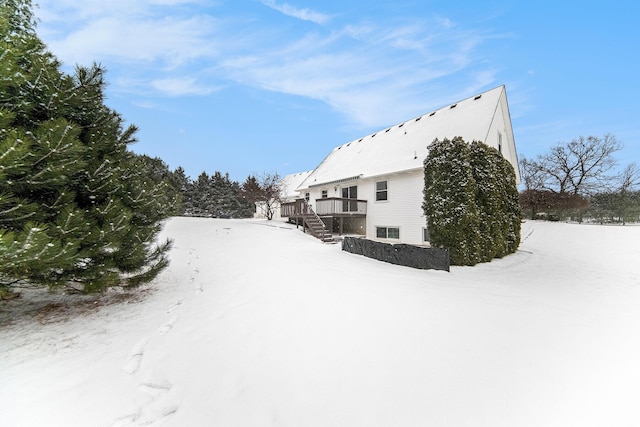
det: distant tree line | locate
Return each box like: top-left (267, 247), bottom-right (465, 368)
top-left (147, 164), bottom-right (281, 220)
top-left (519, 134), bottom-right (640, 224)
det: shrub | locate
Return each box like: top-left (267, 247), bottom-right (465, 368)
top-left (423, 137), bottom-right (521, 265)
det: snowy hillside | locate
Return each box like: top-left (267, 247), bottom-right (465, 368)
top-left (1, 217), bottom-right (639, 427)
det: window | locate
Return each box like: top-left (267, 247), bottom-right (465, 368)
top-left (498, 131), bottom-right (503, 154)
top-left (341, 185), bottom-right (357, 199)
top-left (341, 186), bottom-right (358, 212)
top-left (376, 226), bottom-right (400, 239)
top-left (321, 190), bottom-right (328, 198)
top-left (375, 180), bottom-right (388, 201)
top-left (423, 227), bottom-right (430, 242)
top-left (305, 192), bottom-right (310, 202)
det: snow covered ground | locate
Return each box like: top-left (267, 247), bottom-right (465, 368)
top-left (1, 217), bottom-right (639, 427)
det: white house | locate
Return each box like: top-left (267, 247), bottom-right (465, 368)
top-left (281, 85), bottom-right (519, 245)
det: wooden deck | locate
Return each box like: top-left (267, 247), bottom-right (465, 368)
top-left (281, 198), bottom-right (367, 239)
top-left (281, 197), bottom-right (367, 219)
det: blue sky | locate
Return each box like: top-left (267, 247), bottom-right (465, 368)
top-left (35, 0), bottom-right (639, 182)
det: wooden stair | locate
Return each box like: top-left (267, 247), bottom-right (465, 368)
top-left (301, 211), bottom-right (334, 243)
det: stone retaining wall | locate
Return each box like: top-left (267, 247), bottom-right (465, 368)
top-left (341, 237), bottom-right (450, 272)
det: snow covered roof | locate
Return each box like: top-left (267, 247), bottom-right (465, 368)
top-left (299, 85), bottom-right (515, 190)
top-left (280, 171), bottom-right (312, 201)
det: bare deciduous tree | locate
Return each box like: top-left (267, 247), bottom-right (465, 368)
top-left (540, 134), bottom-right (621, 195)
top-left (616, 162), bottom-right (640, 193)
top-left (519, 157), bottom-right (544, 191)
top-left (241, 172), bottom-right (282, 220)
top-left (611, 163), bottom-right (640, 225)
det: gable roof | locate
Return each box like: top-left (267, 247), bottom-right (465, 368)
top-left (280, 171), bottom-right (312, 201)
top-left (298, 85), bottom-right (517, 190)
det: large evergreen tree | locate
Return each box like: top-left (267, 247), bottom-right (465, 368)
top-left (423, 137), bottom-right (481, 265)
top-left (133, 154), bottom-right (182, 216)
top-left (168, 166), bottom-right (191, 214)
top-left (190, 172), bottom-right (213, 216)
top-left (423, 137), bottom-right (520, 266)
top-left (496, 151), bottom-right (522, 254)
top-left (469, 141), bottom-right (503, 261)
top-left (1, 0), bottom-right (172, 292)
top-left (469, 141), bottom-right (521, 259)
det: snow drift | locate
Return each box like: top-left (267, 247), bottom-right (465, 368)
top-left (1, 217), bottom-right (639, 426)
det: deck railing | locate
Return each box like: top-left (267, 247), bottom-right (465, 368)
top-left (281, 197), bottom-right (367, 217)
top-left (280, 201), bottom-right (297, 218)
top-left (315, 197), bottom-right (367, 215)
top-left (280, 198), bottom-right (311, 217)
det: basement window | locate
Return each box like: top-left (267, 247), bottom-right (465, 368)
top-left (376, 226), bottom-right (400, 239)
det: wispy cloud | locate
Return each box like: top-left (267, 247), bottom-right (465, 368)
top-left (44, 15), bottom-right (218, 67)
top-left (219, 18), bottom-right (497, 126)
top-left (35, 1), bottom-right (502, 128)
top-left (260, 0), bottom-right (330, 24)
top-left (151, 77), bottom-right (220, 97)
top-left (37, 0), bottom-right (225, 97)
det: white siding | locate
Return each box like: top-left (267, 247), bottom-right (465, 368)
top-left (361, 171), bottom-right (426, 245)
top-left (484, 91), bottom-right (520, 183)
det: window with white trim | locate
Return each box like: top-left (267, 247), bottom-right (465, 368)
top-left (321, 190), bottom-right (328, 198)
top-left (376, 226), bottom-right (400, 239)
top-left (375, 180), bottom-right (388, 201)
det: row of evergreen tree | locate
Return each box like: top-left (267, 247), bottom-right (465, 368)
top-left (168, 167), bottom-right (256, 219)
top-left (134, 158), bottom-right (285, 220)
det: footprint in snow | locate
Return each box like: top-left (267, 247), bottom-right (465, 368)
top-left (139, 378), bottom-right (172, 398)
top-left (123, 336), bottom-right (150, 374)
top-left (166, 300), bottom-right (182, 314)
top-left (157, 316), bottom-right (178, 335)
